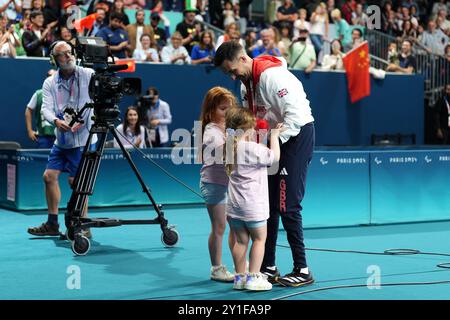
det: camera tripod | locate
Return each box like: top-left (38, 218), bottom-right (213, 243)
top-left (64, 108), bottom-right (179, 256)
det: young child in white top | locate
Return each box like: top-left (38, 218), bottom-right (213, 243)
top-left (225, 107), bottom-right (284, 291)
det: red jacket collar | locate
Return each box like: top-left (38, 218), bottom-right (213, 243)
top-left (251, 55), bottom-right (283, 88)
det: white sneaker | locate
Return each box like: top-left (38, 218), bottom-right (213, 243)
top-left (245, 272), bottom-right (272, 291)
top-left (233, 273), bottom-right (246, 290)
top-left (210, 265), bottom-right (234, 282)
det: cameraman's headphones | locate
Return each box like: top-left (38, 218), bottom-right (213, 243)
top-left (49, 40), bottom-right (76, 67)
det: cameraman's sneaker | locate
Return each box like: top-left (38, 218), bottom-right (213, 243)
top-left (277, 267), bottom-right (314, 287)
top-left (260, 265), bottom-right (280, 284)
top-left (233, 273), bottom-right (246, 290)
top-left (245, 273), bottom-right (272, 291)
top-left (27, 222), bottom-right (60, 236)
top-left (211, 265), bottom-right (234, 282)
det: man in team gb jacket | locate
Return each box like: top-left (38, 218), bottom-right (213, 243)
top-left (214, 41), bottom-right (315, 287)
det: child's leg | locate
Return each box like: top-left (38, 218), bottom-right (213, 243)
top-left (248, 224), bottom-right (268, 274)
top-left (229, 221), bottom-right (250, 274)
top-left (207, 204), bottom-right (227, 266)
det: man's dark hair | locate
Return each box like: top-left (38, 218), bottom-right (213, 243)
top-left (30, 10), bottom-right (43, 20)
top-left (110, 12), bottom-right (124, 23)
top-left (402, 39), bottom-right (413, 47)
top-left (214, 41), bottom-right (244, 67)
top-left (352, 28), bottom-right (363, 37)
top-left (146, 86), bottom-right (159, 96)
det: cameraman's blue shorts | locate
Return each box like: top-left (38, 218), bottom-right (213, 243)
top-left (46, 145), bottom-right (94, 177)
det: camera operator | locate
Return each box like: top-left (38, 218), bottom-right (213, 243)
top-left (142, 87), bottom-right (172, 147)
top-left (27, 40), bottom-right (97, 238)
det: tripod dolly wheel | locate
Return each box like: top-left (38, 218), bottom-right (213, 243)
top-left (71, 234), bottom-right (91, 256)
top-left (65, 228), bottom-right (75, 242)
top-left (161, 226), bottom-right (179, 248)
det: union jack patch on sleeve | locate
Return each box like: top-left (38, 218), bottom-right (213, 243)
top-left (277, 88), bottom-right (288, 98)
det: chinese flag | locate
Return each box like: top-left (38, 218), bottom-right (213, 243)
top-left (343, 41), bottom-right (370, 103)
top-left (73, 13), bottom-right (97, 33)
top-left (115, 59), bottom-right (136, 73)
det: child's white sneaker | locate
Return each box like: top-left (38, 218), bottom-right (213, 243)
top-left (245, 272), bottom-right (272, 291)
top-left (233, 273), bottom-right (246, 290)
top-left (210, 265), bottom-right (234, 282)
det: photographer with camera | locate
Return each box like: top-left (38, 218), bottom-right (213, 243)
top-left (27, 40), bottom-right (97, 237)
top-left (141, 86), bottom-right (172, 148)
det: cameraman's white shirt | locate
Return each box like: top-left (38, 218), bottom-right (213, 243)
top-left (42, 66), bottom-right (97, 149)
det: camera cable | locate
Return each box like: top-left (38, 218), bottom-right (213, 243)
top-left (272, 244), bottom-right (450, 300)
top-left (114, 128), bottom-right (204, 199)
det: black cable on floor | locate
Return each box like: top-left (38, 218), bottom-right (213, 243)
top-left (272, 244), bottom-right (450, 299)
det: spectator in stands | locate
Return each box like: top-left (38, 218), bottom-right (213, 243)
top-left (345, 27), bottom-right (363, 52)
top-left (321, 38), bottom-right (344, 70)
top-left (434, 84), bottom-right (450, 144)
top-left (244, 29), bottom-right (258, 57)
top-left (288, 28), bottom-right (316, 73)
top-left (85, 7), bottom-right (107, 37)
top-left (114, 106), bottom-right (148, 148)
top-left (191, 30), bottom-right (215, 65)
top-left (161, 31), bottom-right (191, 64)
top-left (399, 19), bottom-right (417, 41)
top-left (58, 2), bottom-right (77, 36)
top-left (275, 0), bottom-right (298, 30)
top-left (22, 10), bottom-right (57, 57)
top-left (445, 44), bottom-right (450, 62)
top-left (143, 86), bottom-right (172, 147)
top-left (309, 3), bottom-right (329, 60)
top-left (223, 1), bottom-right (236, 28)
top-left (340, 0), bottom-right (355, 24)
top-left (176, 7), bottom-right (202, 55)
top-left (387, 41), bottom-right (400, 66)
top-left (57, 26), bottom-right (75, 46)
top-left (436, 9), bottom-right (450, 35)
top-left (96, 12), bottom-right (130, 59)
top-left (150, 11), bottom-right (170, 50)
top-left (331, 8), bottom-right (352, 50)
top-left (216, 22), bottom-right (245, 50)
top-left (431, 0), bottom-right (449, 19)
top-left (278, 24), bottom-right (292, 60)
top-left (252, 28), bottom-right (281, 57)
top-left (0, 0), bottom-right (22, 22)
top-left (24, 69), bottom-right (57, 148)
top-left (383, 2), bottom-right (400, 36)
top-left (123, 0), bottom-right (146, 10)
top-left (351, 2), bottom-right (369, 27)
top-left (402, 0), bottom-right (419, 13)
top-left (398, 5), bottom-right (418, 30)
top-left (293, 8), bottom-right (311, 39)
top-left (326, 0), bottom-right (336, 22)
top-left (0, 14), bottom-right (20, 57)
top-left (126, 9), bottom-right (155, 56)
top-left (386, 39), bottom-right (416, 74)
top-left (111, 0), bottom-right (130, 26)
top-left (132, 33), bottom-right (160, 62)
top-left (420, 20), bottom-right (449, 55)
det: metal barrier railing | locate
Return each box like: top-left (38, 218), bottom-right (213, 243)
top-left (366, 29), bottom-right (449, 105)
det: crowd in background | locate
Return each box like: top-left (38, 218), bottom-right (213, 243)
top-left (0, 1), bottom-right (448, 71)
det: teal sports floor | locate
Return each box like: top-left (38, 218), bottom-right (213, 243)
top-left (1, 206), bottom-right (450, 300)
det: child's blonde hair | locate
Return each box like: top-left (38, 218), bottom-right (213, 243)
top-left (224, 107), bottom-right (256, 176)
